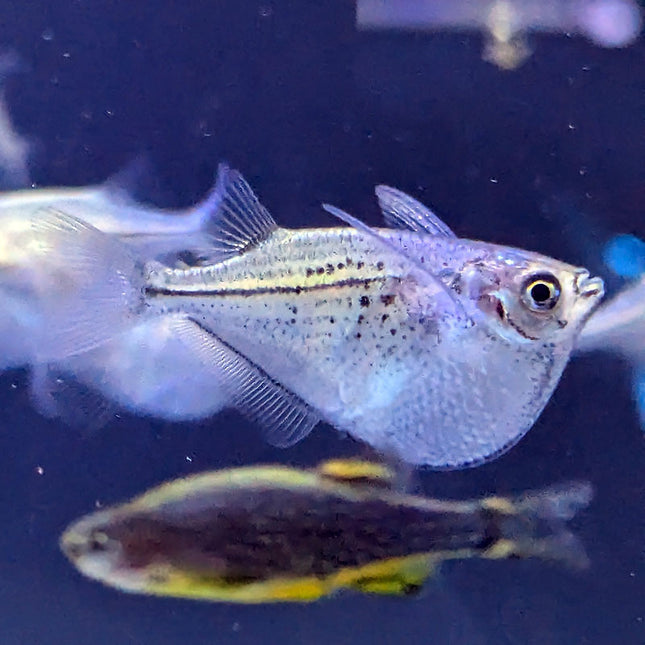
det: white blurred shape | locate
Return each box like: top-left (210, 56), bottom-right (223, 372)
top-left (578, 0), bottom-right (642, 46)
top-left (357, 0), bottom-right (643, 69)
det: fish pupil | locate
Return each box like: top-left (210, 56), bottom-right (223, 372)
top-left (530, 282), bottom-right (552, 304)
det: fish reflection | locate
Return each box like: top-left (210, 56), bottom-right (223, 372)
top-left (60, 458), bottom-right (593, 603)
top-left (357, 0), bottom-right (643, 69)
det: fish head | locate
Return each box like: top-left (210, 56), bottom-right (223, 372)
top-left (457, 246), bottom-right (604, 344)
top-left (60, 510), bottom-right (135, 589)
top-left (61, 508), bottom-right (230, 596)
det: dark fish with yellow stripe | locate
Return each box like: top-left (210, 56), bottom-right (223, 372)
top-left (60, 459), bottom-right (592, 603)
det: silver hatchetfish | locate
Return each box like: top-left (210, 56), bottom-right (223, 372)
top-left (60, 457), bottom-right (592, 603)
top-left (142, 165), bottom-right (604, 468)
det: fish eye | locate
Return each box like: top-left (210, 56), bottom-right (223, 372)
top-left (521, 273), bottom-right (561, 312)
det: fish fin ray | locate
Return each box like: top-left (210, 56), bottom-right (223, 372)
top-left (485, 481), bottom-right (593, 570)
top-left (29, 208), bottom-right (142, 360)
top-left (171, 318), bottom-right (319, 447)
top-left (375, 185), bottom-right (456, 237)
top-left (206, 164), bottom-right (278, 254)
top-left (321, 203), bottom-right (466, 317)
top-left (30, 364), bottom-right (116, 431)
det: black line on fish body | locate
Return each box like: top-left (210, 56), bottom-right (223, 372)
top-left (145, 276), bottom-right (389, 299)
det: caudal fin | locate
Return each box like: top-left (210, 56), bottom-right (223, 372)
top-left (30, 208), bottom-right (144, 362)
top-left (486, 481), bottom-right (593, 570)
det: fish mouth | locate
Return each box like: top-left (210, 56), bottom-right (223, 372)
top-left (575, 270), bottom-right (604, 299)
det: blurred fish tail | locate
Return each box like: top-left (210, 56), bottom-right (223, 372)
top-left (33, 208), bottom-right (145, 361)
top-left (483, 481), bottom-right (593, 570)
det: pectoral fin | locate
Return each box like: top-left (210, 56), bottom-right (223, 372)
top-left (322, 203), bottom-right (467, 319)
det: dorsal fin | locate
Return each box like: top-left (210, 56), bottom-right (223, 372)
top-left (321, 203), bottom-right (467, 319)
top-left (375, 185), bottom-right (456, 238)
top-left (316, 459), bottom-right (396, 488)
top-left (208, 164), bottom-right (278, 254)
top-left (170, 318), bottom-right (319, 447)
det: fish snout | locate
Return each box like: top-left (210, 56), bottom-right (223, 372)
top-left (60, 530), bottom-right (88, 562)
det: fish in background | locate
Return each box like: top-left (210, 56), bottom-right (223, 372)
top-left (0, 193), bottom-right (233, 423)
top-left (357, 0), bottom-right (643, 69)
top-left (143, 165), bottom-right (603, 468)
top-left (60, 457), bottom-right (593, 603)
top-left (0, 61), bottom-right (230, 422)
top-left (0, 50), bottom-right (31, 188)
top-left (577, 234), bottom-right (645, 429)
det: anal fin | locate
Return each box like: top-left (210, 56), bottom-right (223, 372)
top-left (341, 555), bottom-right (435, 597)
top-left (170, 318), bottom-right (320, 447)
top-left (351, 575), bottom-right (424, 597)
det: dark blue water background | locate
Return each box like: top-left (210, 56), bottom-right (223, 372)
top-left (0, 2), bottom-right (643, 643)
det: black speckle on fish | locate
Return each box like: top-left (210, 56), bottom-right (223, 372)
top-left (360, 296), bottom-right (370, 308)
top-left (380, 294), bottom-right (396, 307)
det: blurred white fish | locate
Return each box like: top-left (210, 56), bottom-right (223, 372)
top-left (0, 191), bottom-right (233, 421)
top-left (577, 234), bottom-right (645, 428)
top-left (0, 83), bottom-right (231, 422)
top-left (0, 52), bottom-right (230, 422)
top-left (0, 50), bottom-right (31, 188)
top-left (357, 0), bottom-right (643, 69)
top-left (143, 166), bottom-right (603, 468)
top-left (0, 203), bottom-right (230, 424)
